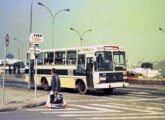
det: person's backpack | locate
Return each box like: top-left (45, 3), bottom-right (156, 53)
top-left (50, 94), bottom-right (63, 104)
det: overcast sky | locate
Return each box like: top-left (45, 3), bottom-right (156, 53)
top-left (0, 0), bottom-right (165, 64)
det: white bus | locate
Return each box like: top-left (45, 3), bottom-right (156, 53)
top-left (25, 45), bottom-right (128, 94)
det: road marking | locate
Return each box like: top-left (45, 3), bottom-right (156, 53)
top-left (26, 108), bottom-right (78, 111)
top-left (130, 97), bottom-right (165, 101)
top-left (122, 88), bottom-right (165, 94)
top-left (107, 103), bottom-right (163, 111)
top-left (91, 104), bottom-right (158, 113)
top-left (70, 104), bottom-right (120, 112)
top-left (78, 116), bottom-right (165, 120)
top-left (130, 92), bottom-right (150, 95)
top-left (42, 110), bottom-right (117, 114)
top-left (0, 112), bottom-right (9, 114)
top-left (66, 100), bottom-right (107, 102)
top-left (60, 113), bottom-right (165, 117)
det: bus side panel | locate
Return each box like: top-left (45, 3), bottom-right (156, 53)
top-left (60, 76), bottom-right (75, 88)
top-left (25, 74), bottom-right (29, 83)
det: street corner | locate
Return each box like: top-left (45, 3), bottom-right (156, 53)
top-left (0, 100), bottom-right (46, 112)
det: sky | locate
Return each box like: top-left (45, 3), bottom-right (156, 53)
top-left (0, 0), bottom-right (165, 65)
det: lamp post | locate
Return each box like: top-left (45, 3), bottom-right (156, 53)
top-left (38, 2), bottom-right (70, 49)
top-left (70, 27), bottom-right (92, 47)
top-left (13, 38), bottom-right (24, 61)
top-left (159, 28), bottom-right (165, 33)
top-left (29, 0), bottom-right (33, 48)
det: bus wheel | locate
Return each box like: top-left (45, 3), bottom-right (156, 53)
top-left (42, 79), bottom-right (50, 91)
top-left (78, 81), bottom-right (87, 95)
top-left (103, 88), bottom-right (113, 94)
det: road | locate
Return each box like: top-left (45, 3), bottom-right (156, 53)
top-left (0, 78), bottom-right (165, 120)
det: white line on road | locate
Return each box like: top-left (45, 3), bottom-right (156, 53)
top-left (42, 110), bottom-right (117, 114)
top-left (0, 112), bottom-right (9, 114)
top-left (77, 116), bottom-right (165, 120)
top-left (66, 100), bottom-right (107, 102)
top-left (70, 104), bottom-right (120, 112)
top-left (122, 88), bottom-right (165, 94)
top-left (91, 104), bottom-right (158, 113)
top-left (129, 97), bottom-right (165, 101)
top-left (130, 92), bottom-right (151, 95)
top-left (107, 103), bottom-right (163, 111)
top-left (26, 108), bottom-right (78, 111)
top-left (60, 113), bottom-right (165, 117)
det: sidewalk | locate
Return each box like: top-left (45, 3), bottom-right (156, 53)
top-left (0, 87), bottom-right (48, 112)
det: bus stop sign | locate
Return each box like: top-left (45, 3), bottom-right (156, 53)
top-left (29, 33), bottom-right (44, 45)
top-left (5, 34), bottom-right (9, 47)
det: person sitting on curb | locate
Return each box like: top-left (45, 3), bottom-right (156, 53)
top-left (45, 68), bottom-right (67, 109)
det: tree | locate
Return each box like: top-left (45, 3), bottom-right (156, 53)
top-left (141, 62), bottom-right (153, 69)
top-left (141, 62), bottom-right (153, 77)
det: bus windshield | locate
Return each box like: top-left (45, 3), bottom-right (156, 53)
top-left (113, 51), bottom-right (126, 71)
top-left (95, 51), bottom-right (113, 71)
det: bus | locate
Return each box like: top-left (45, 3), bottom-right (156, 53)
top-left (25, 45), bottom-right (128, 94)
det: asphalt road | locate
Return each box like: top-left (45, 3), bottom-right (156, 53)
top-left (0, 78), bottom-right (165, 120)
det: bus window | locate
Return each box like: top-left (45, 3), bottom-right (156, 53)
top-left (55, 52), bottom-right (65, 65)
top-left (75, 54), bottom-right (85, 74)
top-left (37, 53), bottom-right (44, 65)
top-left (67, 51), bottom-right (77, 65)
top-left (44, 52), bottom-right (54, 65)
top-left (95, 51), bottom-right (113, 71)
top-left (113, 51), bottom-right (126, 71)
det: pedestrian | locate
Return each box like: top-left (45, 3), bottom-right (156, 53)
top-left (45, 68), bottom-right (67, 109)
top-left (9, 65), bottom-right (12, 74)
top-left (13, 65), bottom-right (16, 75)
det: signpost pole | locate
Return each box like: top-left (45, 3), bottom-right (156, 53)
top-left (34, 45), bottom-right (38, 98)
top-left (29, 33), bottom-right (43, 98)
top-left (1, 34), bottom-right (9, 105)
top-left (1, 46), bottom-right (7, 105)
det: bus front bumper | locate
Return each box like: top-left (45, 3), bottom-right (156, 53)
top-left (94, 82), bottom-right (129, 89)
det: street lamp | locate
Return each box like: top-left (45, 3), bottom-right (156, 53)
top-left (70, 27), bottom-right (92, 47)
top-left (159, 28), bottom-right (165, 33)
top-left (13, 38), bottom-right (24, 61)
top-left (29, 0), bottom-right (34, 49)
top-left (38, 2), bottom-right (70, 49)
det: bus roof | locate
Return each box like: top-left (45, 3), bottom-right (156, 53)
top-left (28, 45), bottom-right (125, 53)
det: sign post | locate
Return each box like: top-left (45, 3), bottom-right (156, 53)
top-left (29, 33), bottom-right (43, 98)
top-left (2, 34), bottom-right (9, 105)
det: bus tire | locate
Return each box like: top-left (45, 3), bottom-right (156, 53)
top-left (41, 78), bottom-right (50, 91)
top-left (77, 81), bottom-right (87, 95)
top-left (103, 88), bottom-right (113, 94)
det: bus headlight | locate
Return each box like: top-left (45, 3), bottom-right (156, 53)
top-left (100, 73), bottom-right (106, 82)
top-left (100, 77), bottom-right (106, 81)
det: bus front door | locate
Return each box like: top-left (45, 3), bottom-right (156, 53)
top-left (86, 57), bottom-right (94, 89)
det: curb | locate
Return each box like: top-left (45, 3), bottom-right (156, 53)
top-left (0, 101), bottom-right (46, 112)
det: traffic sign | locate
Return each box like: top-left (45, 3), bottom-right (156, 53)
top-left (5, 34), bottom-right (9, 47)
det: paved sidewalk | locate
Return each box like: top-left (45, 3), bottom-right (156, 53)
top-left (0, 87), bottom-right (48, 112)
